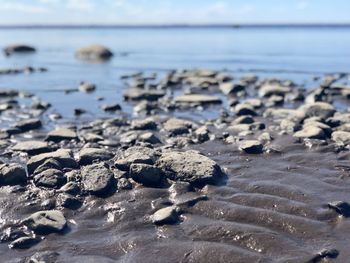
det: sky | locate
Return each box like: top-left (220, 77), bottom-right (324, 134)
top-left (0, 0), bottom-right (349, 25)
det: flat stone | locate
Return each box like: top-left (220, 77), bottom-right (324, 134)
top-left (75, 44), bottom-right (113, 60)
top-left (299, 102), bottom-right (336, 119)
top-left (0, 164), bottom-right (27, 186)
top-left (174, 94), bottom-right (222, 105)
top-left (156, 151), bottom-right (224, 186)
top-left (46, 128), bottom-right (78, 142)
top-left (138, 132), bottom-right (161, 144)
top-left (78, 148), bottom-right (113, 165)
top-left (33, 168), bottom-right (66, 188)
top-left (259, 84), bottom-right (290, 98)
top-left (101, 103), bottom-right (121, 112)
top-left (234, 103), bottom-right (257, 116)
top-left (239, 140), bottom-right (263, 154)
top-left (81, 163), bottom-right (116, 197)
top-left (33, 158), bottom-right (62, 175)
top-left (294, 126), bottom-right (325, 140)
top-left (13, 118), bottom-right (42, 132)
top-left (130, 163), bottom-right (164, 187)
top-left (151, 206), bottom-right (179, 225)
top-left (115, 146), bottom-right (159, 170)
top-left (23, 210), bottom-right (67, 235)
top-left (219, 82), bottom-right (245, 95)
top-left (123, 89), bottom-right (165, 101)
top-left (27, 149), bottom-right (77, 174)
top-left (12, 140), bottom-right (50, 155)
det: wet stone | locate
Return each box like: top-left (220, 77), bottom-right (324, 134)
top-left (130, 163), bottom-right (164, 187)
top-left (294, 126), bottom-right (326, 140)
top-left (34, 168), bottom-right (66, 188)
top-left (174, 94), bottom-right (222, 105)
top-left (138, 132), bottom-right (162, 144)
top-left (131, 119), bottom-right (157, 130)
top-left (9, 236), bottom-right (40, 249)
top-left (78, 147), bottom-right (113, 165)
top-left (56, 193), bottom-right (82, 209)
top-left (156, 151), bottom-right (224, 186)
top-left (151, 206), bottom-right (180, 225)
top-left (163, 118), bottom-right (195, 136)
top-left (13, 118), bottom-right (42, 133)
top-left (46, 128), bottom-right (78, 142)
top-left (328, 201), bottom-right (350, 217)
top-left (59, 181), bottom-right (81, 195)
top-left (23, 210), bottom-right (67, 235)
top-left (123, 89), bottom-right (165, 101)
top-left (34, 158), bottom-right (62, 175)
top-left (12, 140), bottom-right (51, 155)
top-left (115, 146), bottom-right (159, 171)
top-left (0, 164), bottom-right (27, 186)
top-left (101, 103), bottom-right (121, 112)
top-left (81, 163), bottom-right (116, 197)
top-left (239, 140), bottom-right (264, 154)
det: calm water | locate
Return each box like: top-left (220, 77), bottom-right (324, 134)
top-left (0, 27), bottom-right (349, 119)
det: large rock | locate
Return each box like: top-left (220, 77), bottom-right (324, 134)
top-left (75, 45), bottom-right (113, 60)
top-left (332, 131), bottom-right (350, 145)
top-left (174, 94), bottom-right (222, 105)
top-left (46, 128), bottom-right (78, 142)
top-left (129, 163), bottom-right (164, 187)
top-left (163, 118), bottom-right (196, 136)
top-left (22, 210), bottom-right (67, 235)
top-left (239, 140), bottom-right (263, 154)
top-left (151, 206), bottom-right (179, 225)
top-left (3, 44), bottom-right (36, 56)
top-left (81, 163), bottom-right (116, 197)
top-left (0, 164), bottom-right (27, 186)
top-left (78, 148), bottom-right (113, 165)
top-left (33, 168), bottom-right (66, 188)
top-left (12, 140), bottom-right (51, 155)
top-left (294, 126), bottom-right (325, 140)
top-left (156, 151), bottom-right (224, 186)
top-left (27, 149), bottom-right (77, 174)
top-left (13, 118), bottom-right (42, 132)
top-left (115, 146), bottom-right (159, 171)
top-left (299, 102), bottom-right (336, 119)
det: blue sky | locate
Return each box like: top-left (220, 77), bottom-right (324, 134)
top-left (0, 0), bottom-right (349, 25)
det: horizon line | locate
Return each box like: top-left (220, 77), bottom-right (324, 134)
top-left (1, 23), bottom-right (350, 29)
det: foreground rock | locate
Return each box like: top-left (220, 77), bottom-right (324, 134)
top-left (12, 140), bottom-right (51, 155)
top-left (3, 44), bottom-right (36, 56)
top-left (81, 163), bottom-right (116, 197)
top-left (130, 163), bottom-right (164, 187)
top-left (239, 140), bottom-right (264, 154)
top-left (27, 149), bottom-right (77, 174)
top-left (78, 148), bottom-right (113, 165)
top-left (151, 206), bottom-right (180, 225)
top-left (22, 210), bottom-right (67, 235)
top-left (156, 151), bottom-right (224, 186)
top-left (75, 45), bottom-right (113, 61)
top-left (0, 164), bottom-right (27, 186)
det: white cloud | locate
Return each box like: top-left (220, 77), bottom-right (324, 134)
top-left (66, 0), bottom-right (94, 11)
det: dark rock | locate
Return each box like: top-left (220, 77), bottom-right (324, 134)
top-left (115, 146), bottom-right (159, 171)
top-left (34, 168), bottom-right (66, 188)
top-left (81, 163), bottom-right (116, 197)
top-left (34, 158), bottom-right (62, 175)
top-left (79, 82), bottom-right (96, 93)
top-left (130, 163), bottom-right (164, 187)
top-left (163, 118), bottom-right (195, 136)
top-left (23, 210), bottom-right (67, 235)
top-left (46, 128), bottom-right (78, 142)
top-left (328, 201), bottom-right (350, 217)
top-left (123, 89), bottom-right (165, 101)
top-left (59, 181), bottom-right (80, 195)
top-left (0, 164), bottom-right (27, 186)
top-left (138, 132), bottom-right (161, 144)
top-left (78, 147), bottom-right (113, 165)
top-left (4, 44), bottom-right (36, 56)
top-left (117, 178), bottom-right (132, 190)
top-left (9, 236), bottom-right (40, 249)
top-left (13, 118), bottom-right (42, 132)
top-left (27, 149), bottom-right (77, 174)
top-left (239, 140), bottom-right (264, 154)
top-left (101, 103), bottom-right (121, 112)
top-left (131, 119), bottom-right (157, 130)
top-left (56, 193), bottom-right (82, 209)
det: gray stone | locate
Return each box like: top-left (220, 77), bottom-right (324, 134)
top-left (78, 147), bottom-right (113, 165)
top-left (294, 126), bottom-right (325, 140)
top-left (130, 163), bottom-right (164, 187)
top-left (138, 132), bottom-right (161, 144)
top-left (299, 102), bottom-right (336, 119)
top-left (46, 128), bottom-right (78, 142)
top-left (13, 118), bottom-right (42, 132)
top-left (156, 151), bottom-right (224, 186)
top-left (0, 164), bottom-right (27, 186)
top-left (9, 236), bottom-right (40, 249)
top-left (27, 149), bottom-right (77, 174)
top-left (81, 163), bottom-right (116, 197)
top-left (4, 44), bottom-right (36, 56)
top-left (131, 119), bottom-right (157, 130)
top-left (219, 82), bottom-right (245, 95)
top-left (123, 89), bottom-right (165, 101)
top-left (33, 168), bottom-right (66, 188)
top-left (332, 131), bottom-right (350, 145)
top-left (23, 210), bottom-right (67, 235)
top-left (151, 206), bottom-right (179, 225)
top-left (259, 84), bottom-right (290, 98)
top-left (12, 140), bottom-right (50, 155)
top-left (75, 45), bottom-right (113, 60)
top-left (115, 146), bottom-right (159, 170)
top-left (239, 140), bottom-right (264, 154)
top-left (163, 118), bottom-right (195, 136)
